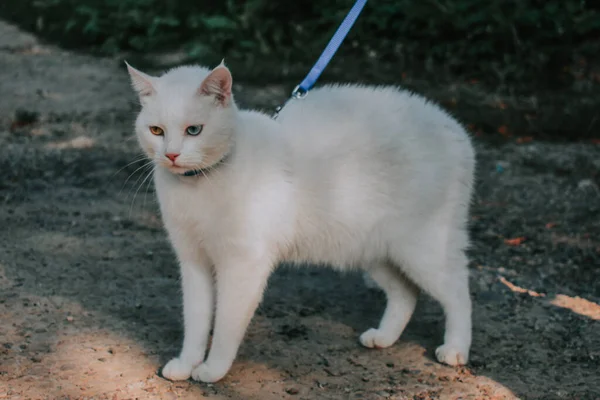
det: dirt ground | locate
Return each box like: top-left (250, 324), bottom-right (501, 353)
top-left (1, 20), bottom-right (599, 400)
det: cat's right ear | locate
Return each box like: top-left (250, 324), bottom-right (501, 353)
top-left (125, 62), bottom-right (156, 98)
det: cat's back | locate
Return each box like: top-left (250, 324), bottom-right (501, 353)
top-left (280, 84), bottom-right (454, 127)
top-left (277, 84), bottom-right (473, 170)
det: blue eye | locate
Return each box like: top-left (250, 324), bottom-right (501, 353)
top-left (186, 125), bottom-right (203, 136)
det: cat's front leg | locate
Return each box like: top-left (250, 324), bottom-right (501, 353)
top-left (162, 251), bottom-right (214, 381)
top-left (191, 255), bottom-right (272, 383)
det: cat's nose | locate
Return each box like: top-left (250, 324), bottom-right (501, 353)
top-left (165, 153), bottom-right (180, 162)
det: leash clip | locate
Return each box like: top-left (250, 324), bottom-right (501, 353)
top-left (273, 86), bottom-right (309, 119)
top-left (291, 85), bottom-right (308, 99)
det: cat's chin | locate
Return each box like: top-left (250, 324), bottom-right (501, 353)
top-left (163, 165), bottom-right (193, 176)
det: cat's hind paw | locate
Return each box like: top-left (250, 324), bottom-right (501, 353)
top-left (435, 344), bottom-right (468, 366)
top-left (162, 357), bottom-right (194, 381)
top-left (359, 328), bottom-right (397, 349)
top-left (191, 362), bottom-right (229, 383)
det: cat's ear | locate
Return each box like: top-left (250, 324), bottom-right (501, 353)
top-left (198, 63), bottom-right (232, 106)
top-left (125, 62), bottom-right (156, 98)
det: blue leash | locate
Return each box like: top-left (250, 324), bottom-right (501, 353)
top-left (274, 0), bottom-right (368, 118)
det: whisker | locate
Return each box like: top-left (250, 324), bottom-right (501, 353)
top-left (128, 98), bottom-right (142, 108)
top-left (192, 162), bottom-right (215, 189)
top-left (129, 166), bottom-right (156, 217)
top-left (125, 162), bottom-right (154, 199)
top-left (121, 160), bottom-right (154, 195)
top-left (203, 160), bottom-right (231, 179)
top-left (143, 165), bottom-right (157, 210)
top-left (110, 154), bottom-right (147, 180)
top-left (211, 161), bottom-right (233, 169)
top-left (123, 159), bottom-right (153, 184)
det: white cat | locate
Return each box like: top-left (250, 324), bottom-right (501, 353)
top-left (126, 62), bottom-right (475, 383)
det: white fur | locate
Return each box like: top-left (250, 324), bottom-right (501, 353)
top-left (126, 64), bottom-right (475, 383)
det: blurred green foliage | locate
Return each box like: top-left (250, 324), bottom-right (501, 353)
top-left (1, 0), bottom-right (599, 138)
top-left (2, 0), bottom-right (599, 88)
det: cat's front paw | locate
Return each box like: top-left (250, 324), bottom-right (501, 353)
top-left (435, 344), bottom-right (468, 366)
top-left (359, 328), bottom-right (397, 349)
top-left (162, 357), bottom-right (195, 381)
top-left (191, 362), bottom-right (230, 383)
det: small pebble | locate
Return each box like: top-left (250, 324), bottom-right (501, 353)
top-left (496, 161), bottom-right (510, 173)
top-left (285, 388), bottom-right (299, 395)
top-left (66, 316), bottom-right (74, 322)
top-left (578, 179), bottom-right (598, 191)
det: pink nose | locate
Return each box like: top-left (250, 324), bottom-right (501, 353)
top-left (165, 153), bottom-right (180, 162)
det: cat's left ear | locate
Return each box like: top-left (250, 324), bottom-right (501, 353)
top-left (198, 63), bottom-right (232, 107)
top-left (125, 61), bottom-right (156, 98)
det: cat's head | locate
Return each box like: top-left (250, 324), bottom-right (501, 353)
top-left (126, 62), bottom-right (237, 176)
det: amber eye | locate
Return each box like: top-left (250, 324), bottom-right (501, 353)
top-left (149, 126), bottom-right (164, 136)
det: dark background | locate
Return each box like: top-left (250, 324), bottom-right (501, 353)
top-left (2, 0), bottom-right (600, 140)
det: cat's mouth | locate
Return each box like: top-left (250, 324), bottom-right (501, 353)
top-left (166, 162), bottom-right (200, 174)
top-left (162, 161), bottom-right (208, 177)
top-left (156, 159), bottom-right (194, 174)
top-left (162, 153), bottom-right (230, 177)
top-left (166, 164), bottom-right (206, 178)
top-left (168, 164), bottom-right (188, 173)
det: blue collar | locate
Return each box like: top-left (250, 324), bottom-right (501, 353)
top-left (181, 169), bottom-right (208, 177)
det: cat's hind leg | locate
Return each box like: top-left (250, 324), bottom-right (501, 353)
top-left (360, 261), bottom-right (419, 349)
top-left (431, 246), bottom-right (472, 366)
top-left (389, 227), bottom-right (472, 366)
